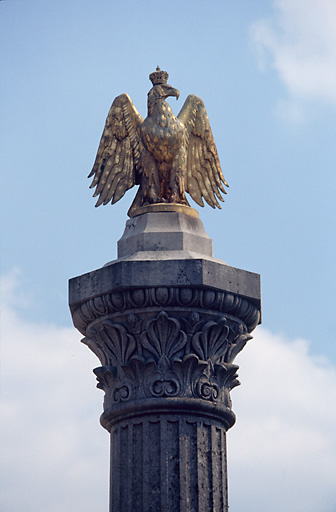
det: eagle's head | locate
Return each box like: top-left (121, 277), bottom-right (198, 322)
top-left (147, 84), bottom-right (180, 115)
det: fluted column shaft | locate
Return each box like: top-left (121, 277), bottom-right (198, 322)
top-left (110, 414), bottom-right (228, 512)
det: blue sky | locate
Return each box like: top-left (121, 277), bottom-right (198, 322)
top-left (1, 1), bottom-right (336, 511)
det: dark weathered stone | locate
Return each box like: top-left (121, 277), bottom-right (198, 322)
top-left (69, 209), bottom-right (261, 511)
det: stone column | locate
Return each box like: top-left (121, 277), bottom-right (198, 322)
top-left (69, 205), bottom-right (261, 512)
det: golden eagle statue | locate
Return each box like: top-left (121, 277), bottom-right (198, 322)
top-left (89, 67), bottom-right (228, 217)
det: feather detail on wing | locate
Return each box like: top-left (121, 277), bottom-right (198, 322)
top-left (178, 95), bottom-right (228, 209)
top-left (88, 94), bottom-right (143, 207)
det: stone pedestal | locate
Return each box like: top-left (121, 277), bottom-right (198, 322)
top-left (69, 206), bottom-right (261, 512)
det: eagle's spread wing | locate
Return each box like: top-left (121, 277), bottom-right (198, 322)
top-left (178, 95), bottom-right (228, 208)
top-left (88, 94), bottom-right (143, 207)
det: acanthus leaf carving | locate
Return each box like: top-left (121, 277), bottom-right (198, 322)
top-left (171, 355), bottom-right (207, 397)
top-left (94, 365), bottom-right (134, 407)
top-left (214, 363), bottom-right (240, 390)
top-left (140, 311), bottom-right (187, 362)
top-left (191, 318), bottom-right (229, 363)
top-left (93, 365), bottom-right (116, 391)
top-left (100, 320), bottom-right (137, 366)
top-left (225, 331), bottom-right (253, 363)
top-left (82, 335), bottom-right (109, 366)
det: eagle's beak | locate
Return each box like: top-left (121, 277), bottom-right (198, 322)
top-left (163, 84), bottom-right (180, 100)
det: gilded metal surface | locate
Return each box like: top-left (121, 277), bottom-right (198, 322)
top-left (89, 67), bottom-right (228, 216)
top-left (130, 203), bottom-right (199, 219)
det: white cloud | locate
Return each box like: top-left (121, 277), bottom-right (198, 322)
top-left (1, 273), bottom-right (336, 512)
top-left (229, 329), bottom-right (336, 512)
top-left (0, 273), bottom-right (109, 512)
top-left (251, 0), bottom-right (336, 118)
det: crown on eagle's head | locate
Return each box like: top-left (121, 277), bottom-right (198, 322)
top-left (149, 66), bottom-right (169, 85)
